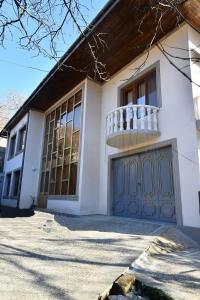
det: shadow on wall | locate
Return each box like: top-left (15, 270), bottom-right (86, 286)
top-left (0, 205), bottom-right (35, 218)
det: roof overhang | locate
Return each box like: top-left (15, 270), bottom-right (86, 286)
top-left (1, 0), bottom-right (200, 137)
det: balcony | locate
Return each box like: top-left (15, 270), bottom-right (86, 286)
top-left (106, 105), bottom-right (160, 148)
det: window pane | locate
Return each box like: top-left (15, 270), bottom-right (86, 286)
top-left (75, 91), bottom-right (82, 104)
top-left (5, 173), bottom-right (11, 196)
top-left (67, 97), bottom-right (74, 121)
top-left (56, 108), bottom-right (60, 127)
top-left (42, 157), bottom-right (46, 170)
top-left (63, 149), bottom-right (70, 165)
top-left (71, 132), bottom-right (79, 163)
top-left (50, 167), bottom-right (56, 182)
top-left (137, 81), bottom-right (145, 105)
top-left (53, 129), bottom-right (59, 152)
top-left (58, 139), bottom-right (64, 165)
top-left (60, 113), bottom-right (66, 139)
top-left (43, 135), bottom-right (48, 155)
top-left (50, 167), bottom-right (56, 194)
top-left (61, 102), bottom-right (66, 114)
top-left (63, 164), bottom-right (69, 180)
top-left (9, 135), bottom-right (16, 158)
top-left (69, 163), bottom-right (77, 195)
top-left (49, 121), bottom-right (54, 143)
top-left (49, 183), bottom-right (55, 195)
top-left (55, 166), bottom-right (62, 195)
top-left (147, 72), bottom-right (157, 106)
top-left (65, 122), bottom-right (72, 148)
top-left (61, 181), bottom-right (68, 195)
top-left (73, 104), bottom-right (81, 132)
top-left (40, 172), bottom-right (45, 193)
top-left (44, 171), bottom-right (49, 193)
top-left (127, 90), bottom-right (133, 104)
top-left (45, 114), bottom-right (50, 133)
top-left (18, 127), bottom-right (26, 151)
top-left (51, 152), bottom-right (57, 168)
top-left (13, 170), bottom-right (20, 197)
top-left (47, 144), bottom-right (52, 169)
top-left (51, 110), bottom-right (55, 121)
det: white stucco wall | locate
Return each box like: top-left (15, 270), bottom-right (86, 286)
top-left (1, 113), bottom-right (28, 207)
top-left (20, 110), bottom-right (45, 209)
top-left (97, 24), bottom-right (200, 228)
top-left (78, 79), bottom-right (102, 214)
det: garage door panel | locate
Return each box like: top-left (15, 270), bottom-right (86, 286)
top-left (127, 158), bottom-right (140, 198)
top-left (112, 146), bottom-right (176, 223)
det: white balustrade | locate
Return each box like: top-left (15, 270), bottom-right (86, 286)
top-left (106, 104), bottom-right (159, 137)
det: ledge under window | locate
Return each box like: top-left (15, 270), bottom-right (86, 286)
top-left (48, 195), bottom-right (79, 201)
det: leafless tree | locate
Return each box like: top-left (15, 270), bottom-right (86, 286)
top-left (0, 0), bottom-right (199, 83)
top-left (0, 92), bottom-right (25, 130)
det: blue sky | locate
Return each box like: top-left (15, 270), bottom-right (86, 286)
top-left (0, 0), bottom-right (108, 102)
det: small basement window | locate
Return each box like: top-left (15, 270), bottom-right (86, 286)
top-left (122, 70), bottom-right (157, 107)
top-left (8, 134), bottom-right (16, 159)
top-left (12, 169), bottom-right (21, 198)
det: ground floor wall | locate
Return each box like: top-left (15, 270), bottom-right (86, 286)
top-left (98, 25), bottom-right (200, 228)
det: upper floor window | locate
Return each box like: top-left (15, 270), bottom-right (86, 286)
top-left (122, 70), bottom-right (157, 107)
top-left (17, 126), bottom-right (26, 152)
top-left (40, 90), bottom-right (82, 197)
top-left (8, 134), bottom-right (16, 159)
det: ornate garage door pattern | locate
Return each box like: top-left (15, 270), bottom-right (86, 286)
top-left (112, 146), bottom-right (176, 222)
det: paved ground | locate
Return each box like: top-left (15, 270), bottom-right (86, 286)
top-left (0, 212), bottom-right (162, 300)
top-left (131, 228), bottom-right (200, 300)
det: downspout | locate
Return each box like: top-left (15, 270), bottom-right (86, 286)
top-left (16, 110), bottom-right (30, 209)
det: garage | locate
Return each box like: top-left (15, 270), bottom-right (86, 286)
top-left (112, 146), bottom-right (176, 223)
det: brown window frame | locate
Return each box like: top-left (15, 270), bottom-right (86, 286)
top-left (121, 69), bottom-right (157, 107)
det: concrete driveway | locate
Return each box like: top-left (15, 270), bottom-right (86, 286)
top-left (0, 211), bottom-right (162, 300)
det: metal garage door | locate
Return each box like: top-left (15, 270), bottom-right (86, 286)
top-left (112, 146), bottom-right (176, 222)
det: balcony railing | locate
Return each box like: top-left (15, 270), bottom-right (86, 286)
top-left (106, 104), bottom-right (160, 148)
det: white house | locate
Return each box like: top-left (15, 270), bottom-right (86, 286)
top-left (1, 1), bottom-right (200, 237)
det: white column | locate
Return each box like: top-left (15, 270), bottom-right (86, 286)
top-left (114, 110), bottom-right (118, 133)
top-left (133, 106), bottom-right (137, 130)
top-left (153, 108), bottom-right (158, 131)
top-left (120, 108), bottom-right (123, 131)
top-left (140, 106), bottom-right (145, 130)
top-left (110, 112), bottom-right (114, 134)
top-left (126, 106), bottom-right (131, 130)
top-left (147, 107), bottom-right (152, 131)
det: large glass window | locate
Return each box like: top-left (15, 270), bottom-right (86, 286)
top-left (40, 90), bottom-right (82, 196)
